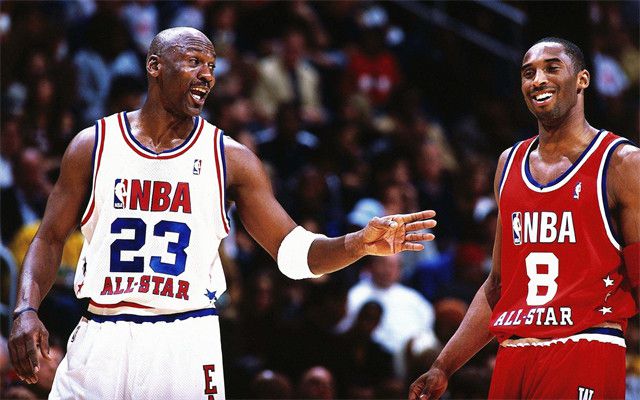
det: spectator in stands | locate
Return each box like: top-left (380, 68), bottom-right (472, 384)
top-left (337, 254), bottom-right (436, 379)
top-left (333, 300), bottom-right (394, 398)
top-left (73, 8), bottom-right (143, 124)
top-left (249, 369), bottom-right (294, 399)
top-left (252, 27), bottom-right (324, 125)
top-left (120, 0), bottom-right (159, 56)
top-left (297, 366), bottom-right (336, 400)
top-left (342, 6), bottom-right (402, 113)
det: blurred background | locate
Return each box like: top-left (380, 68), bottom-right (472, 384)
top-left (0, 1), bottom-right (638, 399)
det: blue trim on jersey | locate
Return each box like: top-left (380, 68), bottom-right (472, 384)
top-left (86, 308), bottom-right (217, 324)
top-left (509, 326), bottom-right (623, 340)
top-left (580, 327), bottom-right (624, 338)
top-left (524, 130), bottom-right (605, 189)
top-left (81, 121), bottom-right (100, 217)
top-left (219, 130), bottom-right (230, 227)
top-left (123, 112), bottom-right (199, 155)
top-left (499, 142), bottom-right (520, 192)
top-left (601, 139), bottom-right (633, 246)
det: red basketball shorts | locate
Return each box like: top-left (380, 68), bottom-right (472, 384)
top-left (489, 330), bottom-right (626, 399)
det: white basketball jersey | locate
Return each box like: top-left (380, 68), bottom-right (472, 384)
top-left (76, 112), bottom-right (229, 315)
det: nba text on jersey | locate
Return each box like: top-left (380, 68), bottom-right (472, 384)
top-left (114, 178), bottom-right (192, 212)
top-left (511, 211), bottom-right (576, 245)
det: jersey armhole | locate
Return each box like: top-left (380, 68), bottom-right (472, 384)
top-left (80, 119), bottom-right (106, 226)
top-left (598, 138), bottom-right (635, 249)
top-left (498, 141), bottom-right (522, 199)
top-left (214, 129), bottom-right (230, 235)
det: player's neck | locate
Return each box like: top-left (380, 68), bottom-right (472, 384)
top-left (536, 115), bottom-right (597, 161)
top-left (133, 104), bottom-right (195, 142)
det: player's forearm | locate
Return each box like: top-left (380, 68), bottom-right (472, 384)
top-left (308, 231), bottom-right (366, 275)
top-left (14, 237), bottom-right (64, 311)
top-left (431, 280), bottom-right (496, 378)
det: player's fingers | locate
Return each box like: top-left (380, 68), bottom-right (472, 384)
top-left (405, 233), bottom-right (435, 242)
top-left (408, 383), bottom-right (421, 400)
top-left (399, 210), bottom-right (436, 223)
top-left (26, 338), bottom-right (40, 374)
top-left (422, 386), bottom-right (439, 400)
top-left (405, 220), bottom-right (437, 232)
top-left (39, 330), bottom-right (51, 360)
top-left (8, 341), bottom-right (24, 379)
top-left (401, 242), bottom-right (424, 252)
top-left (13, 338), bottom-right (36, 382)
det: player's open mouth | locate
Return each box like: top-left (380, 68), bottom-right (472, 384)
top-left (531, 91), bottom-right (554, 105)
top-left (190, 87), bottom-right (208, 104)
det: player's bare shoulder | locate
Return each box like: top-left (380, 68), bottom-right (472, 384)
top-left (63, 126), bottom-right (97, 172)
top-left (222, 135), bottom-right (269, 193)
top-left (607, 142), bottom-right (640, 204)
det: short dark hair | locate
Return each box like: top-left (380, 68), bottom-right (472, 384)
top-left (533, 37), bottom-right (586, 74)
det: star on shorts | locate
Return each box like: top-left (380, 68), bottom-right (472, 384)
top-left (205, 289), bottom-right (217, 302)
top-left (598, 306), bottom-right (612, 315)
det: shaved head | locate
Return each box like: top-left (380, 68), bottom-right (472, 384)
top-left (147, 27), bottom-right (214, 61)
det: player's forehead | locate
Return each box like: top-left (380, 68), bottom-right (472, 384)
top-left (169, 37), bottom-right (215, 57)
top-left (160, 29), bottom-right (215, 59)
top-left (522, 42), bottom-right (570, 68)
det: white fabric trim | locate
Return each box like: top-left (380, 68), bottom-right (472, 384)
top-left (277, 226), bottom-right (325, 280)
top-left (521, 131), bottom-right (607, 192)
top-left (502, 332), bottom-right (626, 348)
top-left (499, 142), bottom-right (523, 197)
top-left (596, 136), bottom-right (625, 250)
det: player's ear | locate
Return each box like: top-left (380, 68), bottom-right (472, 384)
top-left (147, 55), bottom-right (161, 77)
top-left (576, 69), bottom-right (589, 94)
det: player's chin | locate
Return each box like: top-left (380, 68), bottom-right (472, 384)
top-left (184, 104), bottom-right (204, 117)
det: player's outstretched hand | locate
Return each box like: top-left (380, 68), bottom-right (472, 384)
top-left (8, 312), bottom-right (51, 384)
top-left (409, 367), bottom-right (448, 400)
top-left (361, 210), bottom-right (436, 256)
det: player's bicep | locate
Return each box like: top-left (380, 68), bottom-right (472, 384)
top-left (224, 137), bottom-right (296, 259)
top-left (37, 128), bottom-right (95, 243)
top-left (616, 148), bottom-right (640, 245)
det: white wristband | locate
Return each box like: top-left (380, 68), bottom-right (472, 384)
top-left (277, 226), bottom-right (326, 280)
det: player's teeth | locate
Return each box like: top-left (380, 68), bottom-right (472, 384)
top-left (535, 93), bottom-right (552, 101)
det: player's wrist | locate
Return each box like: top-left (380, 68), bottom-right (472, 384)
top-left (430, 359), bottom-right (454, 379)
top-left (345, 230), bottom-right (366, 259)
top-left (12, 307), bottom-right (38, 320)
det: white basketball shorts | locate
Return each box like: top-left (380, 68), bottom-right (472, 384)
top-left (50, 309), bottom-right (225, 400)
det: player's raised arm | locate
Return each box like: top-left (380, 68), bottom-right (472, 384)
top-left (409, 147), bottom-right (510, 400)
top-left (8, 127), bottom-right (94, 384)
top-left (224, 136), bottom-right (437, 278)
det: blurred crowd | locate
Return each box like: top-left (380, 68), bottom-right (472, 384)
top-left (0, 1), bottom-right (638, 399)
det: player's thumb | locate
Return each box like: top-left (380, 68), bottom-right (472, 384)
top-left (39, 330), bottom-right (51, 360)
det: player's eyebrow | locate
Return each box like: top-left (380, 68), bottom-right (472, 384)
top-left (521, 57), bottom-right (564, 71)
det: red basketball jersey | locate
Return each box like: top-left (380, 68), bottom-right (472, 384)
top-left (490, 130), bottom-right (637, 342)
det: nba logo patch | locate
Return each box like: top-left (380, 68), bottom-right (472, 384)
top-left (573, 181), bottom-right (582, 199)
top-left (193, 159), bottom-right (202, 175)
top-left (511, 212), bottom-right (522, 245)
top-left (114, 179), bottom-right (128, 209)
